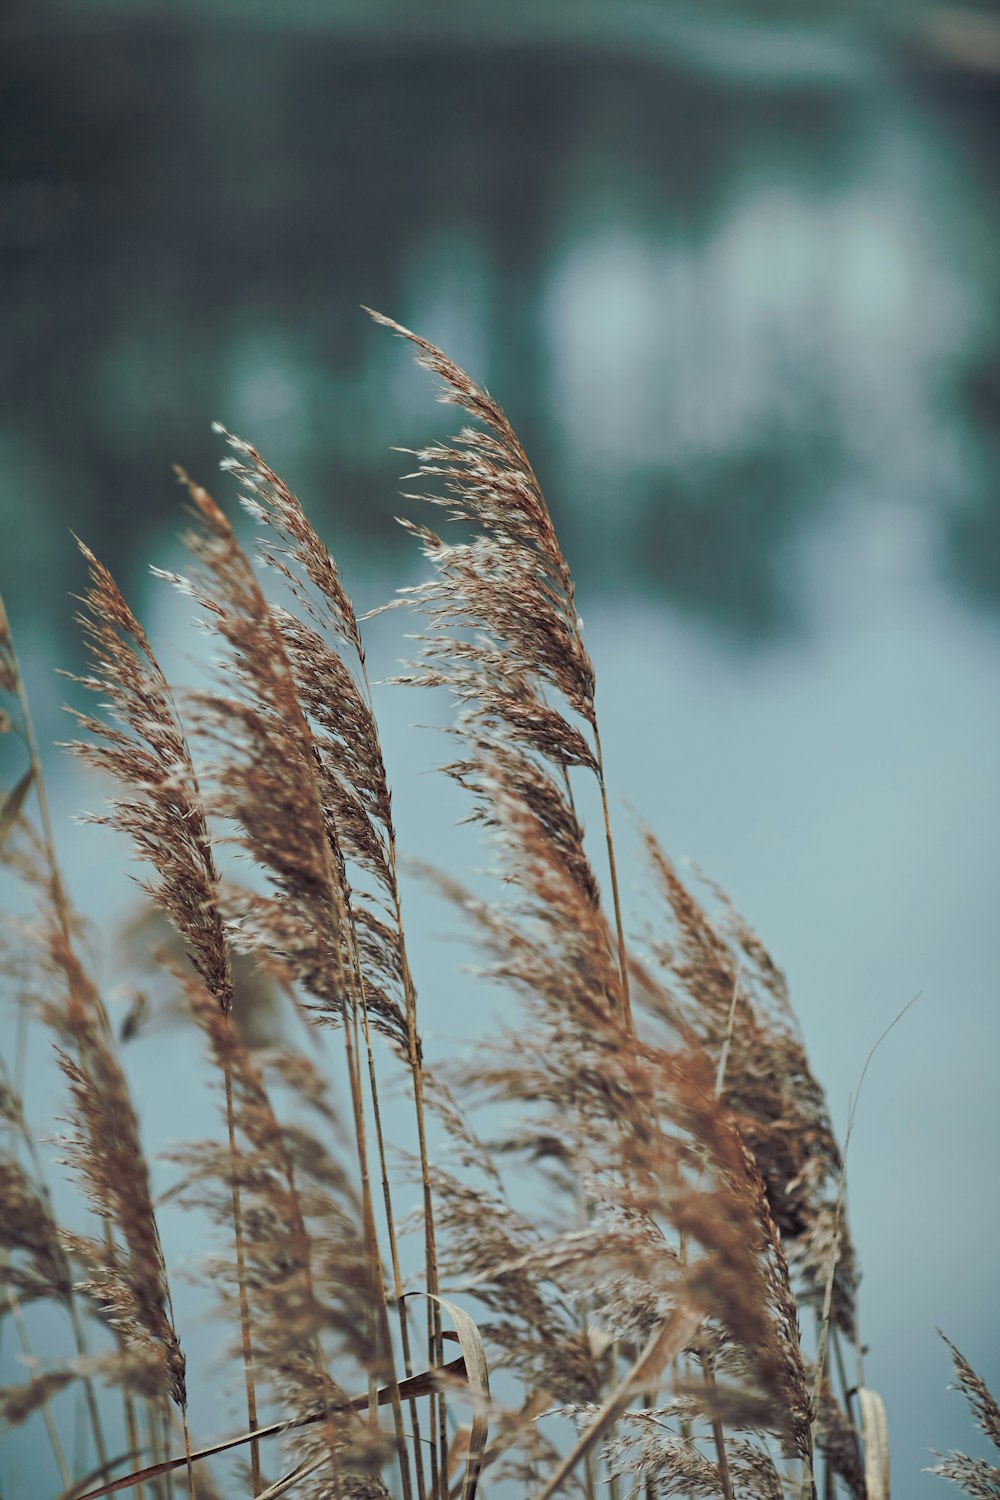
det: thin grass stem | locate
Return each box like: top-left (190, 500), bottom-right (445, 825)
top-left (591, 723), bottom-right (632, 1032)
top-left (702, 1357), bottom-right (734, 1500)
top-left (352, 923), bottom-right (427, 1499)
top-left (223, 1065), bottom-right (261, 1494)
top-left (832, 1328), bottom-right (862, 1473)
top-left (123, 1398), bottom-right (143, 1500)
top-left (356, 648), bottom-right (444, 1496)
top-left (5, 1282), bottom-right (72, 1488)
top-left (340, 973), bottom-right (414, 1500)
top-left (180, 1412), bottom-right (197, 1500)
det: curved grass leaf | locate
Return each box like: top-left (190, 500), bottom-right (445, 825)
top-left (409, 1292), bottom-right (490, 1500)
top-left (859, 1387), bottom-right (890, 1500)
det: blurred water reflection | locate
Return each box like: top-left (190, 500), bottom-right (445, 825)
top-left (2, 4), bottom-right (999, 1496)
top-left (3, 5), bottom-right (999, 647)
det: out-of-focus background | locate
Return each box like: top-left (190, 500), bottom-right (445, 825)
top-left (2, 1), bottom-right (1000, 1494)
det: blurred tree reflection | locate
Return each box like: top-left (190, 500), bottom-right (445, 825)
top-left (1, 2), bottom-right (999, 651)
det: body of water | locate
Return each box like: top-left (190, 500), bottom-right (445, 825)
top-left (2, 5), bottom-right (999, 1494)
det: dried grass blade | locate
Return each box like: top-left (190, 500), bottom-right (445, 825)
top-left (410, 1294), bottom-right (490, 1500)
top-left (858, 1388), bottom-right (890, 1500)
top-left (538, 1303), bottom-right (703, 1500)
top-left (65, 1357), bottom-right (469, 1500)
top-left (54, 1450), bottom-right (139, 1500)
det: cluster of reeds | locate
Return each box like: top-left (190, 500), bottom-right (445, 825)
top-left (0, 314), bottom-right (990, 1499)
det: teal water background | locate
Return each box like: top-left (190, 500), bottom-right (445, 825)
top-left (2, 3), bottom-right (999, 1494)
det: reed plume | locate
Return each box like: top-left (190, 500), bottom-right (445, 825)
top-left (66, 543), bottom-right (232, 1011)
top-left (209, 419), bottom-right (446, 1492)
top-left (365, 307), bottom-right (632, 1028)
top-left (0, 313), bottom-right (923, 1500)
top-left (930, 1335), bottom-right (1000, 1498)
top-left (154, 471), bottom-right (414, 1494)
top-left (2, 593), bottom-right (188, 1493)
top-left (65, 539), bottom-right (265, 1486)
top-left (370, 318), bottom-right (821, 1496)
top-left (642, 835), bottom-right (857, 1337)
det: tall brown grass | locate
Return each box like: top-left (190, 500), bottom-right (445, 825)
top-left (0, 315), bottom-right (989, 1499)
